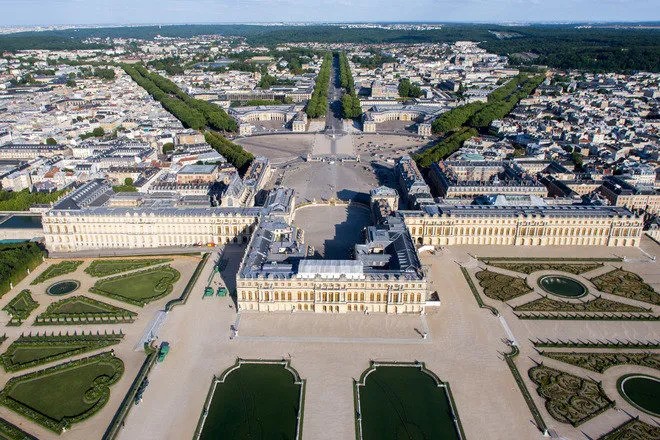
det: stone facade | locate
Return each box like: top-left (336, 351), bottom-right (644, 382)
top-left (401, 205), bottom-right (643, 247)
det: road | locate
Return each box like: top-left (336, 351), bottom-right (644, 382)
top-left (324, 53), bottom-right (345, 139)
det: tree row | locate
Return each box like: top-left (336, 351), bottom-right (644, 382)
top-left (305, 53), bottom-right (332, 118)
top-left (337, 52), bottom-right (362, 119)
top-left (122, 64), bottom-right (237, 132)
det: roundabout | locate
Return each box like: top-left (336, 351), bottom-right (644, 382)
top-left (537, 275), bottom-right (588, 298)
top-left (617, 374), bottom-right (660, 417)
top-left (46, 280), bottom-right (80, 296)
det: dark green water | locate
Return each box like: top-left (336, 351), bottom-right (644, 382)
top-left (0, 215), bottom-right (42, 229)
top-left (47, 280), bottom-right (80, 296)
top-left (620, 375), bottom-right (660, 416)
top-left (199, 363), bottom-right (302, 440)
top-left (359, 366), bottom-right (461, 440)
top-left (538, 275), bottom-right (587, 298)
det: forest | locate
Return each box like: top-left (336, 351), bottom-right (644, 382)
top-left (2, 24), bottom-right (657, 72)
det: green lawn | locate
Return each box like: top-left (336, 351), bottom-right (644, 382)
top-left (2, 290), bottom-right (38, 326)
top-left (1, 333), bottom-right (124, 372)
top-left (0, 352), bottom-right (124, 432)
top-left (35, 295), bottom-right (136, 325)
top-left (30, 261), bottom-right (82, 285)
top-left (357, 365), bottom-right (462, 440)
top-left (84, 258), bottom-right (172, 277)
top-left (199, 362), bottom-right (303, 440)
top-left (90, 266), bottom-right (180, 306)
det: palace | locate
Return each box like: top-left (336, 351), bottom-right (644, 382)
top-left (236, 216), bottom-right (427, 314)
top-left (400, 204), bottom-right (643, 247)
top-left (43, 180), bottom-right (295, 252)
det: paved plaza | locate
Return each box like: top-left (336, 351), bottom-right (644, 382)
top-left (113, 239), bottom-right (658, 440)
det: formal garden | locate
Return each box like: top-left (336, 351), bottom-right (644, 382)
top-left (30, 261), bottom-right (82, 285)
top-left (464, 258), bottom-right (660, 439)
top-left (0, 331), bottom-right (124, 372)
top-left (474, 270), bottom-right (531, 301)
top-left (468, 261), bottom-right (659, 322)
top-left (486, 261), bottom-right (603, 275)
top-left (0, 253), bottom-right (206, 439)
top-left (354, 362), bottom-right (464, 440)
top-left (528, 364), bottom-right (614, 427)
top-left (540, 351), bottom-right (659, 374)
top-left (2, 289), bottom-right (38, 326)
top-left (590, 269), bottom-right (659, 306)
top-left (599, 418), bottom-right (660, 440)
top-left (196, 360), bottom-right (305, 440)
top-left (35, 295), bottom-right (137, 325)
top-left (0, 352), bottom-right (124, 433)
top-left (514, 296), bottom-right (651, 313)
top-left (90, 265), bottom-right (181, 306)
top-left (84, 258), bottom-right (172, 278)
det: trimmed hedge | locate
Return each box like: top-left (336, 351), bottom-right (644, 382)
top-left (540, 351), bottom-right (659, 374)
top-left (1, 331), bottom-right (124, 372)
top-left (2, 289), bottom-right (38, 326)
top-left (503, 346), bottom-right (548, 434)
top-left (35, 295), bottom-right (137, 326)
top-left (590, 269), bottom-right (659, 306)
top-left (514, 296), bottom-right (650, 313)
top-left (459, 267), bottom-right (499, 316)
top-left (30, 260), bottom-right (82, 285)
top-left (528, 364), bottom-right (614, 427)
top-left (165, 253), bottom-right (208, 311)
top-left (0, 416), bottom-right (38, 440)
top-left (487, 261), bottom-right (603, 275)
top-left (0, 352), bottom-right (124, 433)
top-left (90, 265), bottom-right (180, 307)
top-left (516, 312), bottom-right (660, 321)
top-left (84, 258), bottom-right (172, 278)
top-left (475, 270), bottom-right (531, 301)
top-left (102, 350), bottom-right (157, 440)
top-left (599, 417), bottom-right (660, 440)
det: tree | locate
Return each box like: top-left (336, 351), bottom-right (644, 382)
top-left (162, 142), bottom-right (175, 154)
top-left (124, 177), bottom-right (134, 186)
top-left (342, 93), bottom-right (362, 119)
top-left (45, 137), bottom-right (57, 145)
top-left (571, 151), bottom-right (584, 172)
top-left (398, 78), bottom-right (422, 98)
top-left (92, 127), bottom-right (105, 137)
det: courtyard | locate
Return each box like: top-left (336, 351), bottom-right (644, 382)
top-left (293, 204), bottom-right (371, 259)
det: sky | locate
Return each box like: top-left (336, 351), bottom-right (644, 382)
top-left (1, 0), bottom-right (659, 27)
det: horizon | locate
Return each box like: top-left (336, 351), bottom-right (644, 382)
top-left (2, 0), bottom-right (659, 27)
